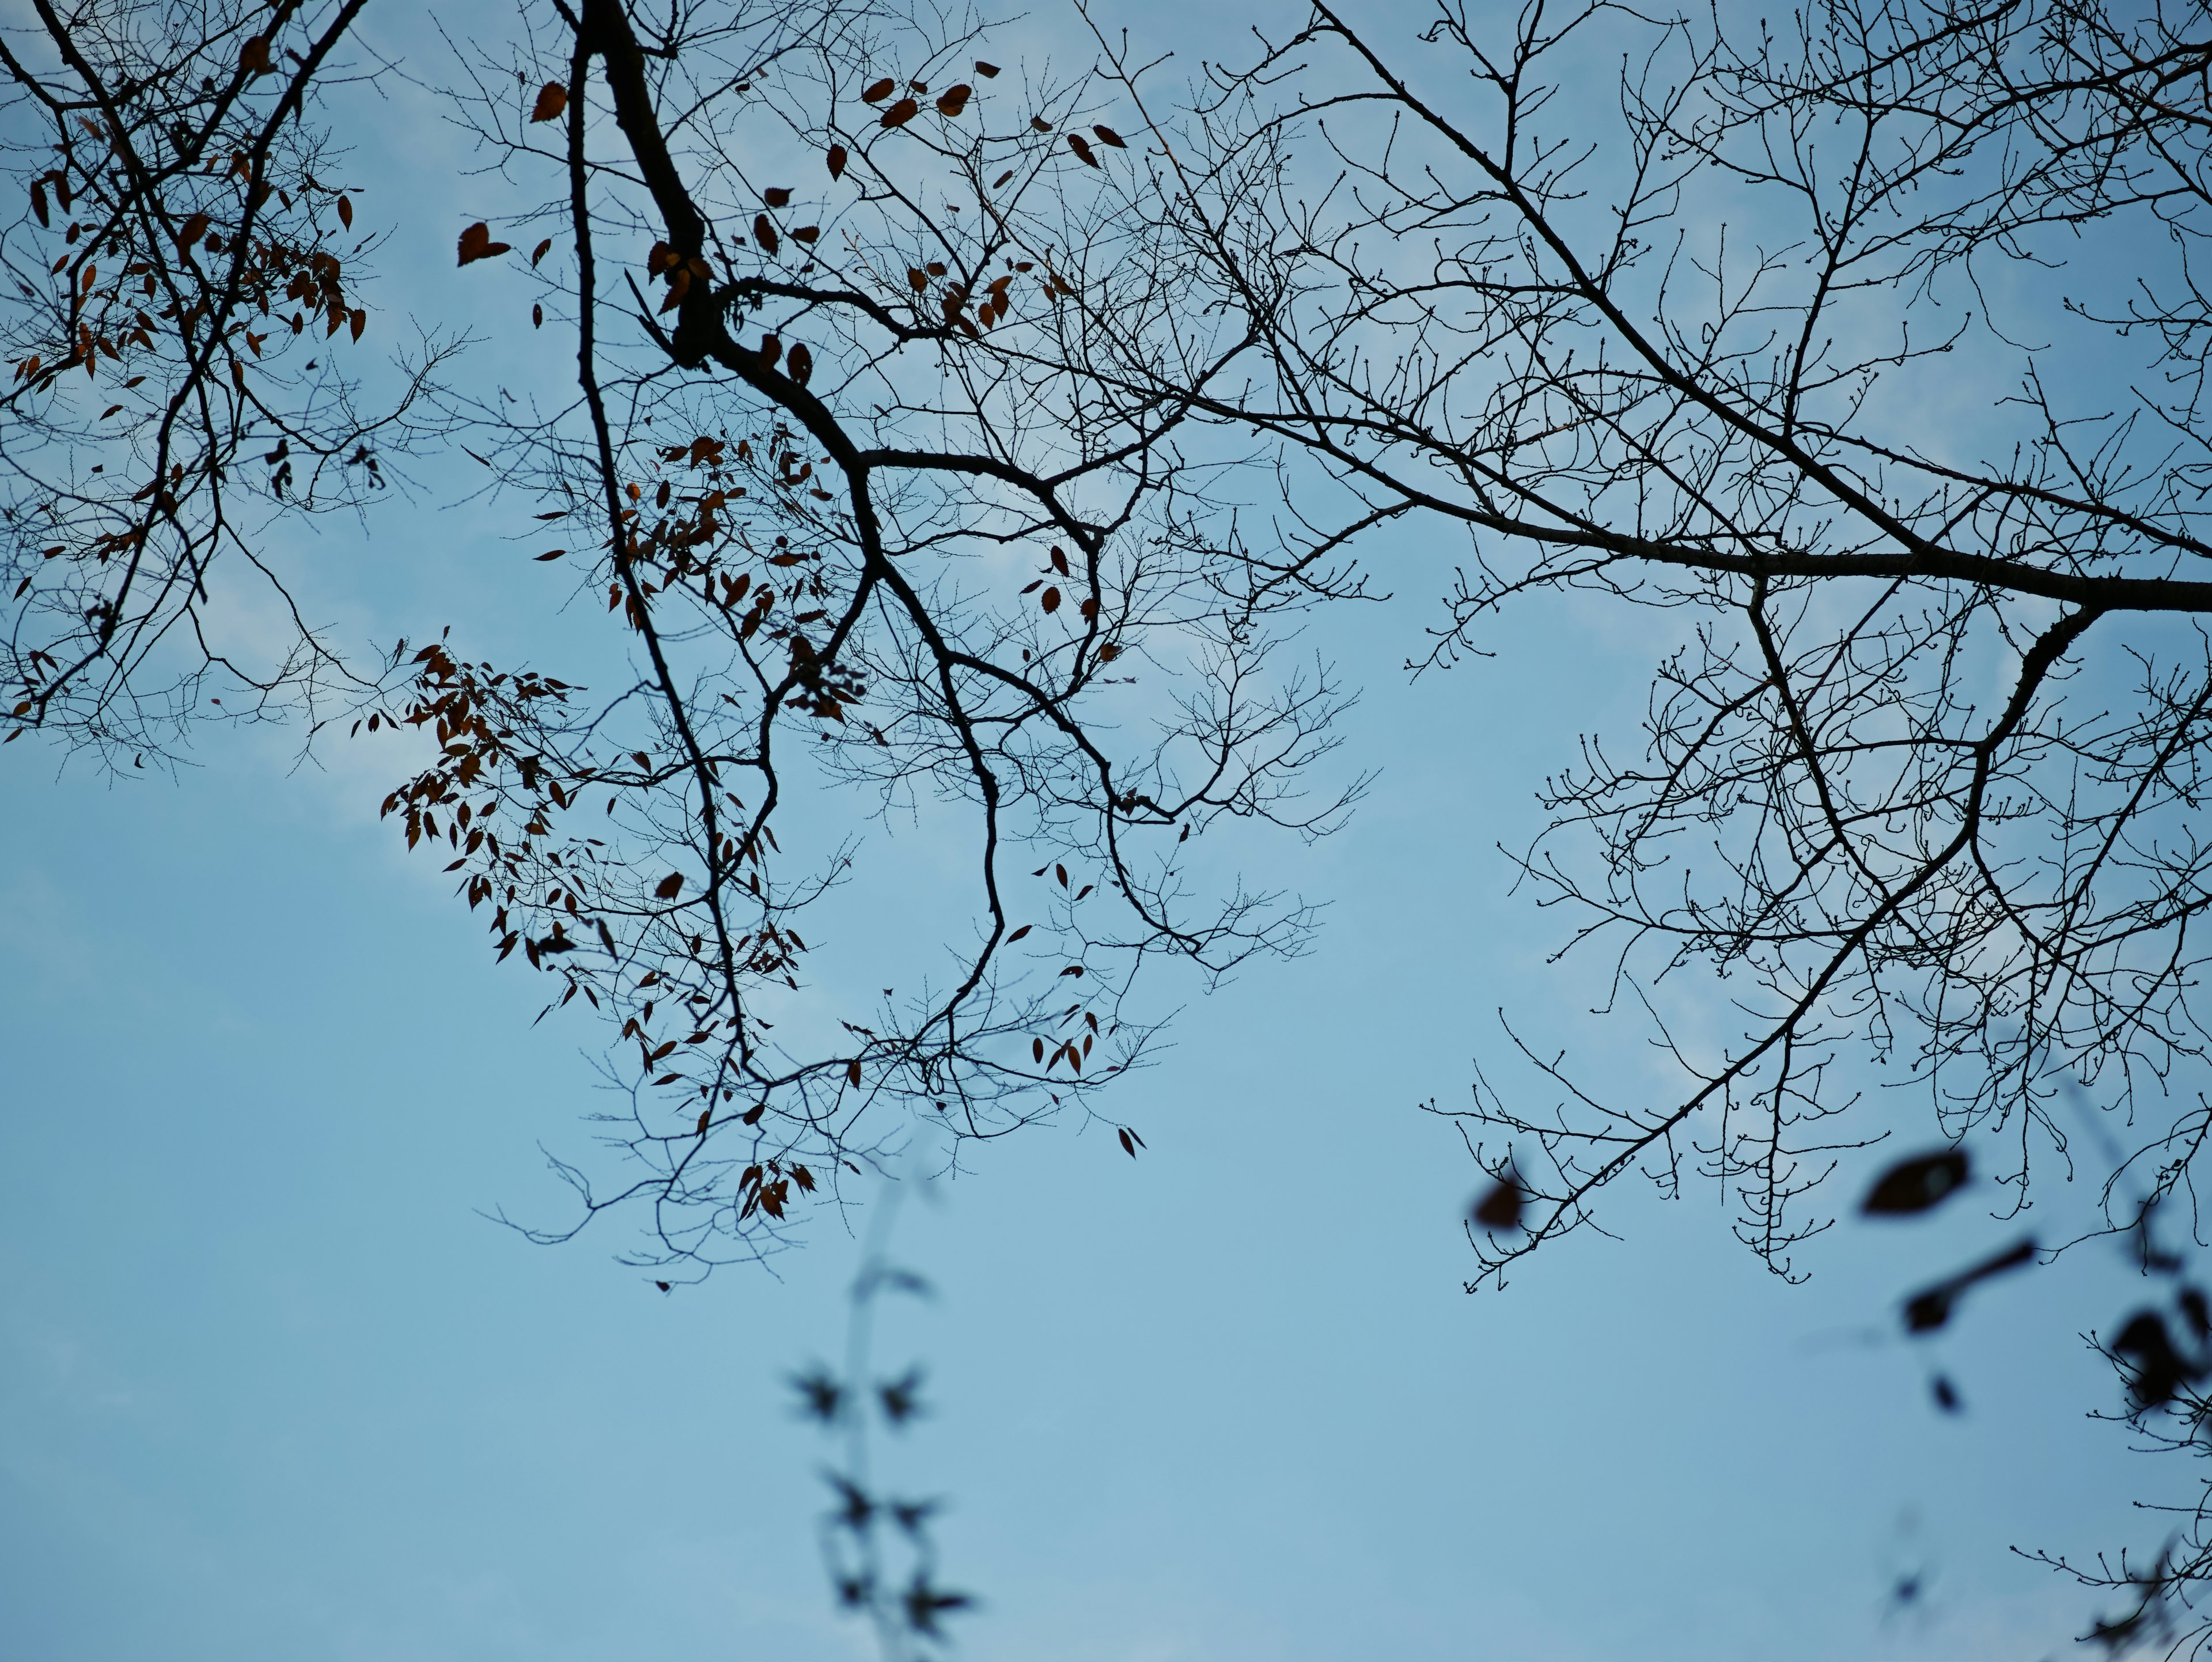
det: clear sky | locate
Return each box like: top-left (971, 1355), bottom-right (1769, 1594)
top-left (0, 2), bottom-right (2183, 1659)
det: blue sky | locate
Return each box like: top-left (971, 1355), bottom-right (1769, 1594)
top-left (0, 1), bottom-right (2188, 1658)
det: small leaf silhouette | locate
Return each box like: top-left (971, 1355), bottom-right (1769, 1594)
top-left (1093, 124), bottom-right (1127, 148)
top-left (654, 871), bottom-right (684, 899)
top-left (861, 77), bottom-right (895, 103)
top-left (1862, 1149), bottom-right (1968, 1216)
top-left (529, 81), bottom-right (567, 123)
top-left (1067, 132), bottom-right (1099, 166)
top-left (457, 222), bottom-right (512, 266)
top-left (786, 342), bottom-right (813, 386)
top-left (880, 97), bottom-right (919, 128)
top-left (336, 194), bottom-right (353, 229)
top-left (2113, 1311), bottom-right (2198, 1410)
top-left (827, 143), bottom-right (848, 179)
top-left (975, 60), bottom-right (1001, 78)
top-left (1472, 1175), bottom-right (1525, 1231)
top-left (935, 84), bottom-right (972, 117)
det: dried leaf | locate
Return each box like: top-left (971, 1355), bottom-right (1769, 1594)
top-left (1093, 124), bottom-right (1127, 148)
top-left (786, 342), bottom-right (813, 386)
top-left (1040, 585), bottom-right (1061, 612)
top-left (880, 97), bottom-right (919, 129)
top-left (753, 214), bottom-right (779, 256)
top-left (532, 237), bottom-right (553, 266)
top-left (935, 84), bottom-right (972, 117)
top-left (654, 871), bottom-right (684, 899)
top-left (1472, 1176), bottom-right (1525, 1231)
top-left (336, 194), bottom-right (353, 229)
top-left (827, 143), bottom-right (849, 179)
top-left (1862, 1150), bottom-right (1969, 1217)
top-left (239, 34), bottom-right (271, 74)
top-left (764, 187), bottom-right (793, 208)
top-left (861, 77), bottom-right (896, 103)
top-left (457, 222), bottom-right (512, 266)
top-left (530, 81), bottom-right (568, 123)
top-left (975, 60), bottom-right (1001, 78)
top-left (1067, 132), bottom-right (1099, 167)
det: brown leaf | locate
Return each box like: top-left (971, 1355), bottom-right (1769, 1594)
top-left (1067, 133), bottom-right (1099, 167)
top-left (239, 35), bottom-right (271, 74)
top-left (1472, 1176), bottom-right (1525, 1231)
top-left (1040, 586), bottom-right (1061, 613)
top-left (177, 212), bottom-right (210, 250)
top-left (336, 194), bottom-right (353, 229)
top-left (861, 77), bottom-right (896, 103)
top-left (846, 1058), bottom-right (862, 1086)
top-left (530, 81), bottom-right (568, 123)
top-left (935, 84), bottom-right (972, 117)
top-left (1093, 124), bottom-right (1127, 148)
top-left (654, 871), bottom-right (684, 899)
top-left (531, 237), bottom-right (553, 266)
top-left (457, 222), bottom-right (512, 266)
top-left (880, 97), bottom-right (919, 129)
top-left (907, 267), bottom-right (929, 293)
top-left (827, 143), bottom-right (849, 179)
top-left (753, 214), bottom-right (779, 256)
top-left (1006, 924), bottom-right (1032, 941)
top-left (764, 187), bottom-right (793, 207)
top-left (786, 342), bottom-right (813, 386)
top-left (1031, 116), bottom-right (1052, 133)
top-left (1862, 1150), bottom-right (1969, 1216)
top-left (696, 1108), bottom-right (712, 1135)
top-left (975, 60), bottom-right (1001, 78)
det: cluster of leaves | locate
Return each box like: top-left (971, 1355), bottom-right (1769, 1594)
top-left (332, 0), bottom-right (1362, 1267)
top-left (2, 0), bottom-right (453, 763)
top-left (790, 1220), bottom-right (970, 1661)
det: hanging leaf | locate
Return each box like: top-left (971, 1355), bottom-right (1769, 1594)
top-left (654, 871), bottom-right (685, 899)
top-left (457, 222), bottom-right (512, 266)
top-left (239, 34), bottom-right (271, 74)
top-left (880, 97), bottom-right (919, 129)
top-left (1862, 1150), bottom-right (1969, 1216)
top-left (975, 60), bottom-right (1001, 78)
top-left (1472, 1176), bottom-right (1525, 1231)
top-left (786, 342), bottom-right (813, 386)
top-left (1031, 116), bottom-right (1052, 133)
top-left (336, 194), bottom-right (353, 229)
top-left (529, 81), bottom-right (568, 123)
top-left (764, 187), bottom-right (793, 207)
top-left (827, 143), bottom-right (848, 179)
top-left (861, 77), bottom-right (896, 103)
top-left (1040, 586), bottom-right (1062, 612)
top-left (753, 214), bottom-right (779, 256)
top-left (935, 84), bottom-right (972, 117)
top-left (176, 212), bottom-right (210, 250)
top-left (531, 237), bottom-right (553, 266)
top-left (1067, 133), bottom-right (1099, 167)
top-left (1093, 124), bottom-right (1127, 148)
